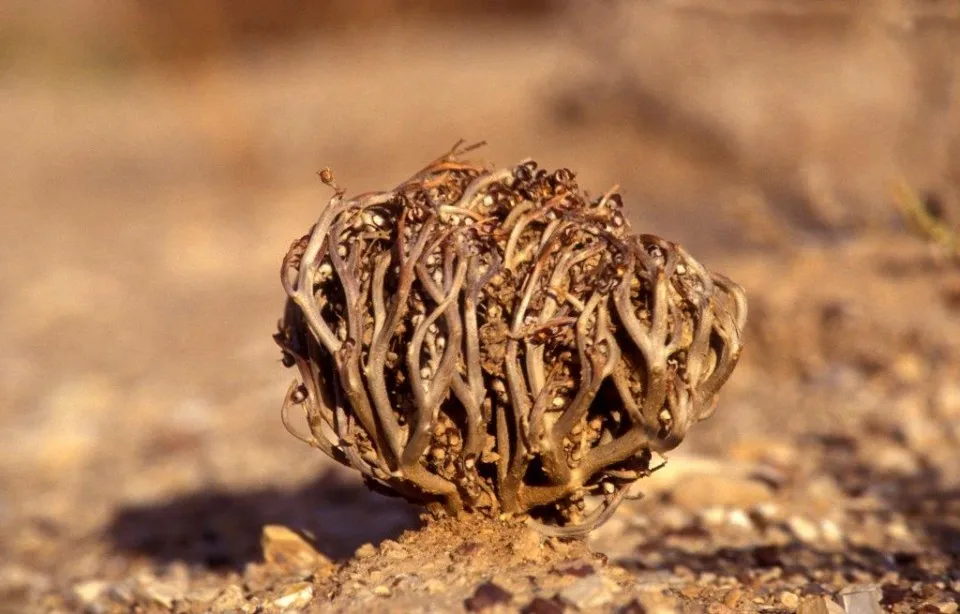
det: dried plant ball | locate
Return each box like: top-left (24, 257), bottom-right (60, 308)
top-left (275, 143), bottom-right (747, 535)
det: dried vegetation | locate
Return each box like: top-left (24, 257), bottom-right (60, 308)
top-left (274, 144), bottom-right (747, 533)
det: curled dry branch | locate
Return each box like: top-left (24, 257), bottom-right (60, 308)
top-left (274, 142), bottom-right (747, 533)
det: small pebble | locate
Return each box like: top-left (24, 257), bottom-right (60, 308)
top-left (558, 575), bottom-right (615, 610)
top-left (617, 599), bottom-right (647, 614)
top-left (354, 543), bottom-right (377, 559)
top-left (780, 591), bottom-right (800, 610)
top-left (211, 585), bottom-right (248, 613)
top-left (728, 509), bottom-right (753, 531)
top-left (660, 506), bottom-right (693, 531)
top-left (73, 580), bottom-right (109, 606)
top-left (513, 528), bottom-right (543, 562)
top-left (680, 585), bottom-right (702, 599)
top-left (137, 581), bottom-right (180, 610)
top-left (820, 519), bottom-right (844, 544)
top-left (701, 506), bottom-right (727, 527)
top-left (753, 502), bottom-right (781, 520)
top-left (271, 582), bottom-right (313, 610)
top-left (886, 521), bottom-right (913, 542)
top-left (554, 561), bottom-right (595, 578)
top-left (465, 581), bottom-right (512, 611)
top-left (786, 516), bottom-right (820, 544)
top-left (109, 581), bottom-right (135, 604)
top-left (839, 585), bottom-right (883, 614)
top-left (672, 474), bottom-right (774, 510)
top-left (723, 588), bottom-right (742, 608)
top-left (797, 596), bottom-right (840, 614)
top-left (184, 586), bottom-right (221, 604)
top-left (381, 540), bottom-right (409, 561)
top-left (262, 525), bottom-right (331, 574)
top-left (372, 585), bottom-right (391, 597)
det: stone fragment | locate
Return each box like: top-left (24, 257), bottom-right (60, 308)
top-left (261, 525), bottom-right (331, 574)
top-left (797, 596), bottom-right (832, 614)
top-left (838, 585), bottom-right (883, 614)
top-left (211, 585), bottom-right (248, 613)
top-left (557, 575), bottom-right (615, 610)
top-left (660, 506), bottom-right (694, 531)
top-left (631, 590), bottom-right (680, 613)
top-left (885, 521), bottom-right (914, 542)
top-left (380, 539), bottom-right (408, 560)
top-left (820, 519), bottom-right (844, 544)
top-left (271, 582), bottom-right (314, 610)
top-left (826, 600), bottom-right (845, 614)
top-left (184, 586), bottom-right (221, 604)
top-left (73, 580), bottom-right (109, 607)
top-left (780, 590), bottom-right (800, 610)
top-left (109, 580), bottom-right (135, 604)
top-left (700, 506), bottom-right (727, 527)
top-left (465, 581), bottom-right (513, 611)
top-left (354, 542), bottom-right (377, 559)
top-left (553, 561), bottom-right (595, 578)
top-left (752, 545), bottom-right (782, 567)
top-left (618, 599), bottom-right (648, 613)
top-left (786, 516), bottom-right (820, 544)
top-left (728, 509), bottom-right (753, 531)
top-left (879, 584), bottom-right (909, 606)
top-left (136, 581), bottom-right (181, 610)
top-left (513, 527), bottom-right (543, 562)
top-left (672, 474), bottom-right (773, 510)
top-left (723, 588), bottom-right (742, 608)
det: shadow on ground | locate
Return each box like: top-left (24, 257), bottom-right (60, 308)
top-left (809, 432), bottom-right (960, 567)
top-left (108, 470), bottom-right (422, 570)
top-left (615, 431), bottom-right (959, 602)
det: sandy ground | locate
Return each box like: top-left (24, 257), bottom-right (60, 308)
top-left (1, 4), bottom-right (959, 613)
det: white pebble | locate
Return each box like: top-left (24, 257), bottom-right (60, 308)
top-left (727, 509), bottom-right (753, 531)
top-left (820, 519), bottom-right (844, 544)
top-left (786, 516), bottom-right (820, 544)
top-left (701, 506), bottom-right (726, 527)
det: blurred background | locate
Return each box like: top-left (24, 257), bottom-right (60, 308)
top-left (1, 0), bottom-right (959, 610)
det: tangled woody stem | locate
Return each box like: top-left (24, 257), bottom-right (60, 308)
top-left (274, 142), bottom-right (747, 535)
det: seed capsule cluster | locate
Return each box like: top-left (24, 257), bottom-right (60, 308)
top-left (275, 143), bottom-right (747, 534)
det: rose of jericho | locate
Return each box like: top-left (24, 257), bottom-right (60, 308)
top-left (275, 144), bottom-right (746, 534)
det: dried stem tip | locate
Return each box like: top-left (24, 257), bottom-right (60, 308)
top-left (274, 143), bottom-right (747, 534)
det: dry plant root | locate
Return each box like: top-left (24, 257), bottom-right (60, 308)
top-left (274, 142), bottom-right (747, 533)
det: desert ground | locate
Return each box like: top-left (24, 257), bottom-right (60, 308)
top-left (1, 2), bottom-right (959, 612)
